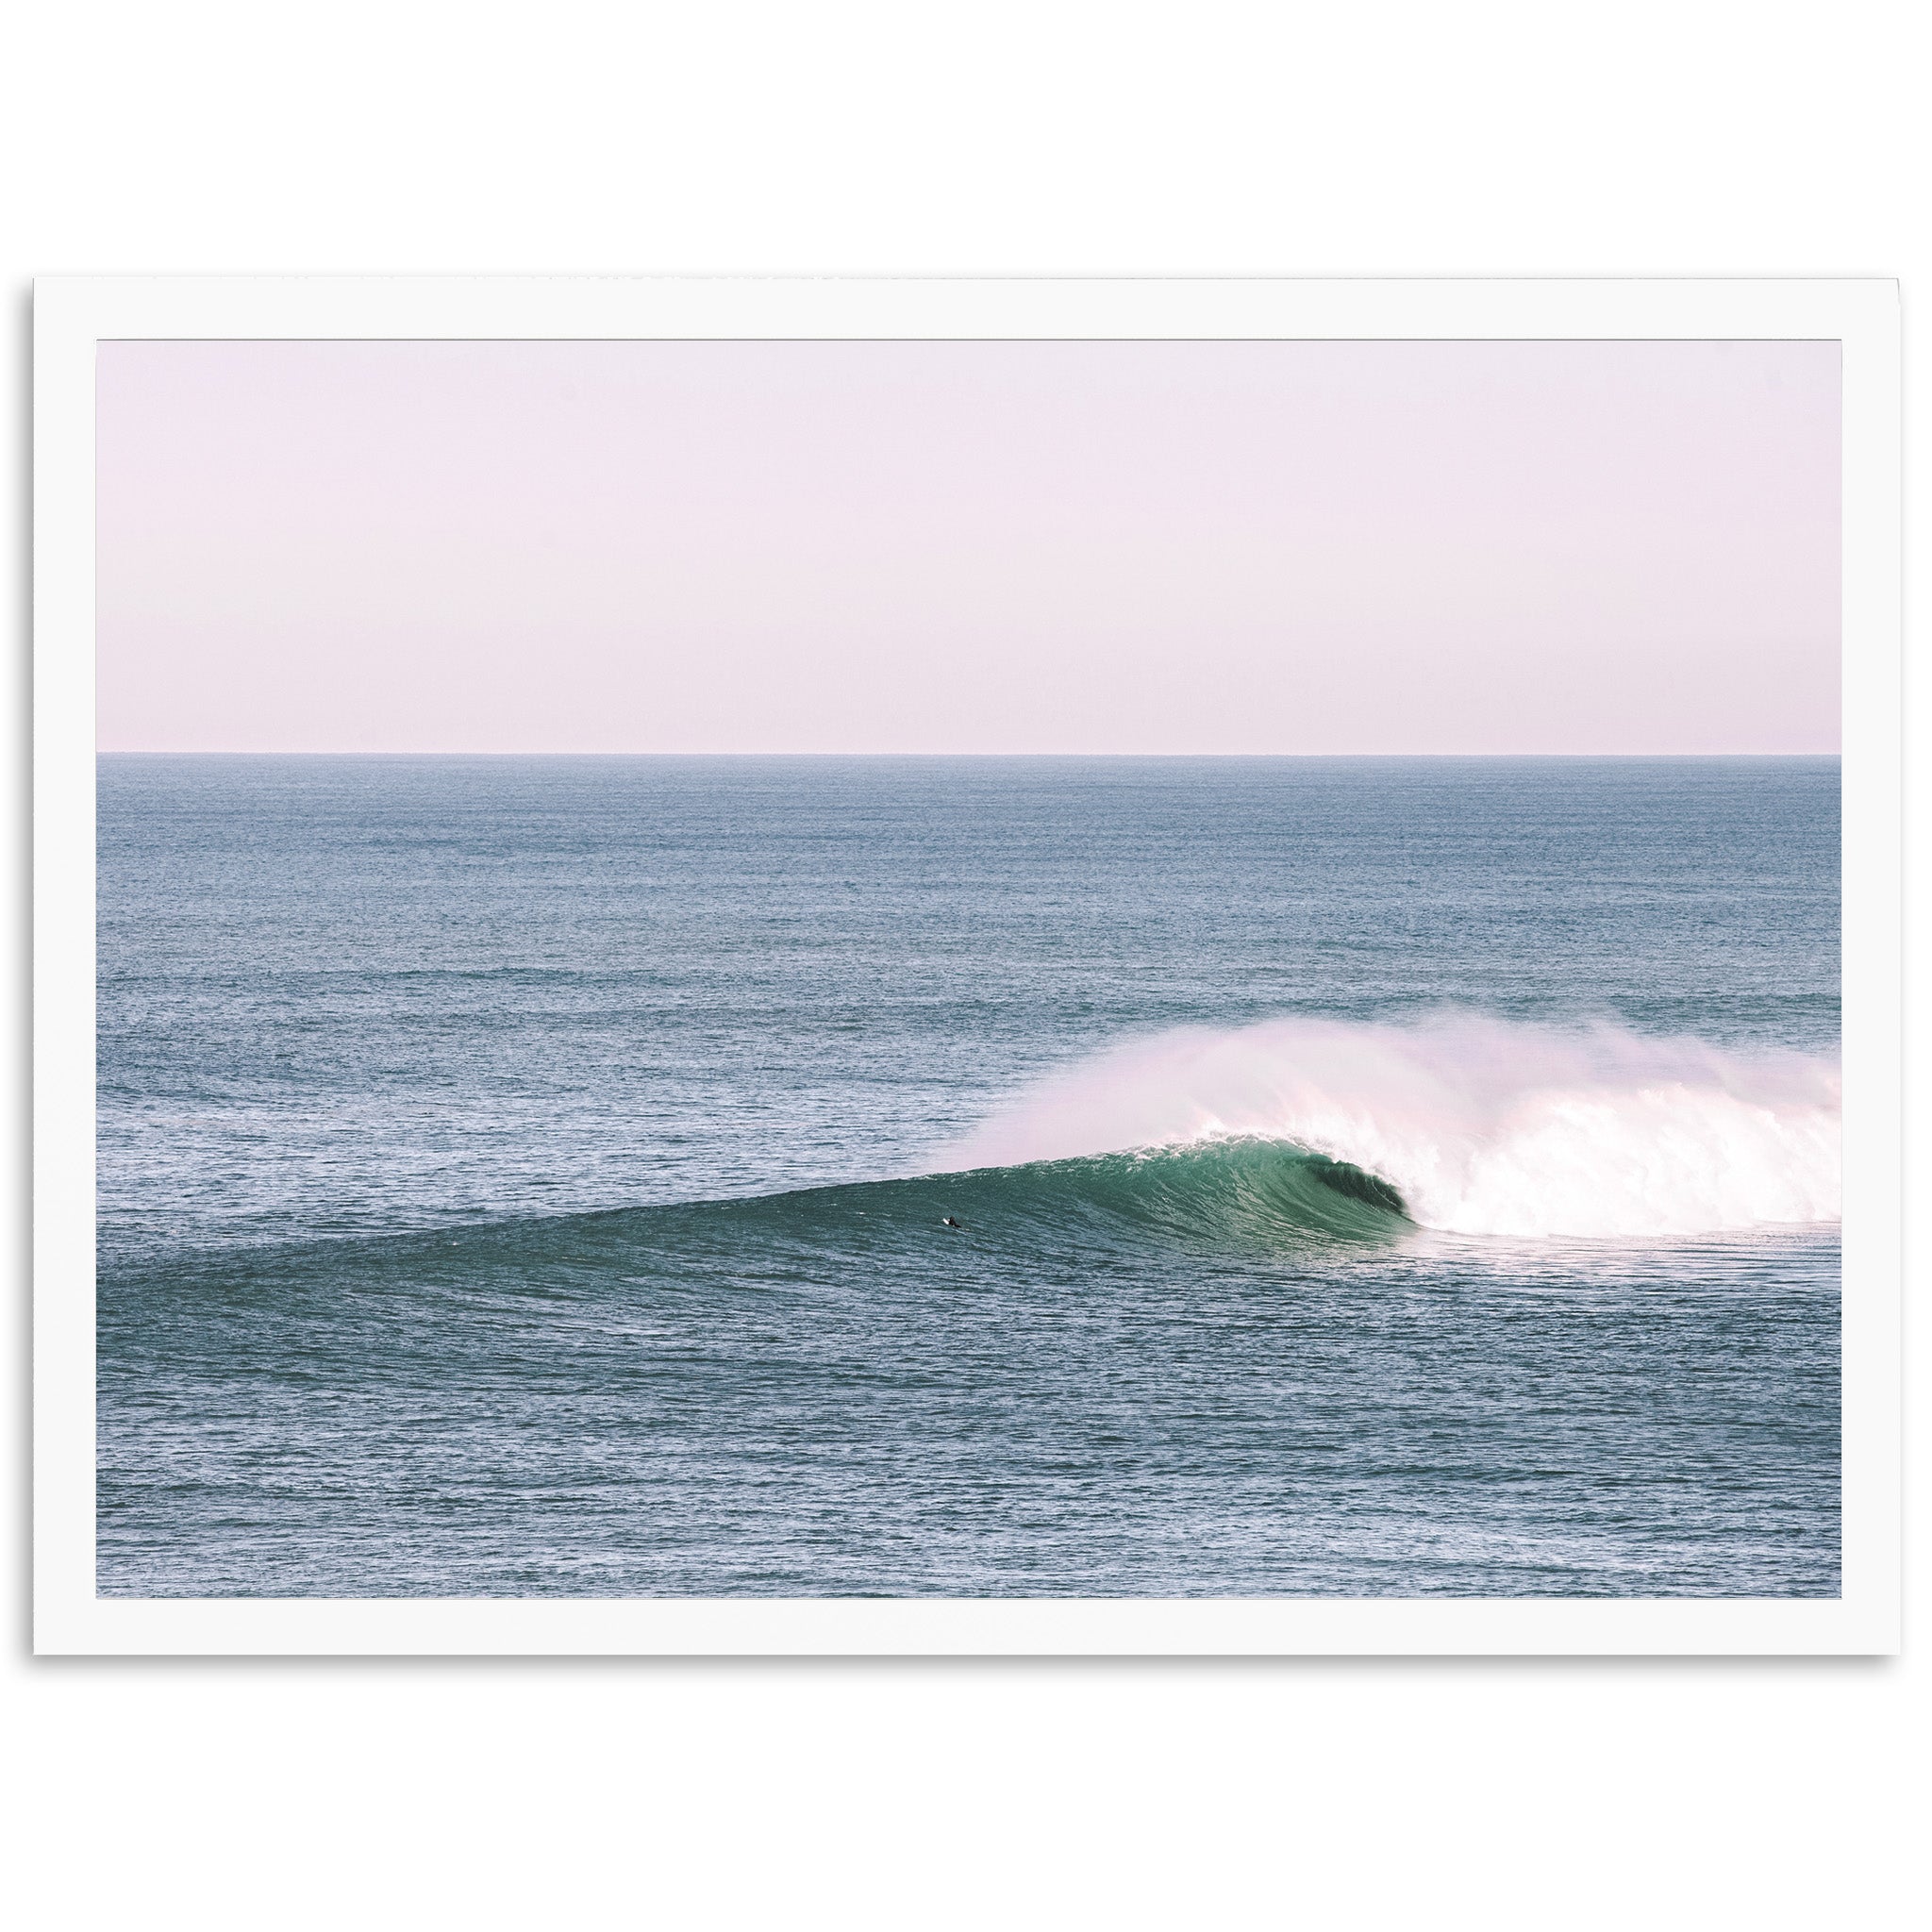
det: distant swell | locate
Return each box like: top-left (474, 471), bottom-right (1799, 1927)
top-left (938, 1014), bottom-right (1840, 1240)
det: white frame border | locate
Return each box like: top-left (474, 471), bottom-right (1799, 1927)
top-left (34, 276), bottom-right (1902, 1655)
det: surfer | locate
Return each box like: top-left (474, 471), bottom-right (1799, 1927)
top-left (941, 1215), bottom-right (962, 1229)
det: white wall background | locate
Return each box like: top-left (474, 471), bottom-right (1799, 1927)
top-left (4, 4), bottom-right (1923, 1925)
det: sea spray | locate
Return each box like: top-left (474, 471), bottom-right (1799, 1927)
top-left (939, 1013), bottom-right (1840, 1240)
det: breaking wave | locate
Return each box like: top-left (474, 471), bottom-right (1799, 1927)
top-left (938, 1014), bottom-right (1840, 1240)
top-left (897, 1141), bottom-right (1408, 1246)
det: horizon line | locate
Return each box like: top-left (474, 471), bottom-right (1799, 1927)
top-left (93, 746), bottom-right (1845, 759)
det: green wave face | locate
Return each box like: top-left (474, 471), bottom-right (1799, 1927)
top-left (721, 1138), bottom-right (1413, 1255)
top-left (105, 1141), bottom-right (1414, 1332)
top-left (929, 1141), bottom-right (1407, 1246)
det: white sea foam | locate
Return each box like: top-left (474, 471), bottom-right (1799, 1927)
top-left (941, 1014), bottom-right (1840, 1239)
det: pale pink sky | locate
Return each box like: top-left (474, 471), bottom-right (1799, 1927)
top-left (96, 339), bottom-right (1840, 754)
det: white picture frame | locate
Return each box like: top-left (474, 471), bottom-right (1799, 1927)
top-left (34, 275), bottom-right (1902, 1655)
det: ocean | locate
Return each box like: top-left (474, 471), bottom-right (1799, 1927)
top-left (95, 755), bottom-right (1841, 1598)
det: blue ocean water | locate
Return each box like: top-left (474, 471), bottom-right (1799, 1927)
top-left (96, 756), bottom-right (1840, 1597)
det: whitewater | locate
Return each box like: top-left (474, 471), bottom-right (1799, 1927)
top-left (942, 1012), bottom-right (1840, 1241)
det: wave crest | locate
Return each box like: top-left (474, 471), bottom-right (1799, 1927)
top-left (940, 1014), bottom-right (1840, 1240)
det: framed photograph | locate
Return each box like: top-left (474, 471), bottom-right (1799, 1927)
top-left (33, 277), bottom-right (1900, 1654)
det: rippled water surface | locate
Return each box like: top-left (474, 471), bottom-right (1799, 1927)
top-left (97, 756), bottom-right (1840, 1597)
